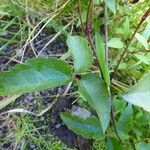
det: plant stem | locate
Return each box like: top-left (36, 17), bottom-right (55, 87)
top-left (113, 8), bottom-right (150, 76)
top-left (104, 4), bottom-right (109, 65)
top-left (78, 0), bottom-right (101, 74)
top-left (110, 102), bottom-right (123, 143)
top-left (85, 0), bottom-right (93, 34)
top-left (84, 0), bottom-right (96, 53)
top-left (108, 90), bottom-right (123, 143)
top-left (104, 2), bottom-right (123, 143)
top-left (77, 0), bottom-right (85, 34)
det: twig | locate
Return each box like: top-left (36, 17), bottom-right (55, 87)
top-left (113, 8), bottom-right (150, 76)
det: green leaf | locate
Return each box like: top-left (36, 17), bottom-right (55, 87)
top-left (0, 57), bottom-right (72, 96)
top-left (135, 33), bottom-right (149, 49)
top-left (108, 38), bottom-right (124, 49)
top-left (95, 24), bottom-right (110, 86)
top-left (78, 74), bottom-right (110, 133)
top-left (94, 0), bottom-right (100, 5)
top-left (60, 112), bottom-right (103, 139)
top-left (122, 71), bottom-right (150, 112)
top-left (143, 21), bottom-right (150, 40)
top-left (135, 142), bottom-right (150, 150)
top-left (117, 104), bottom-right (133, 139)
top-left (123, 16), bottom-right (130, 38)
top-left (134, 53), bottom-right (150, 65)
top-left (107, 137), bottom-right (124, 150)
top-left (135, 111), bottom-right (150, 125)
top-left (66, 35), bottom-right (93, 73)
top-left (77, 10), bottom-right (87, 27)
top-left (105, 0), bottom-right (116, 14)
top-left (0, 95), bottom-right (20, 110)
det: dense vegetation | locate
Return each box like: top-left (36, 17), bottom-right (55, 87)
top-left (0, 0), bottom-right (150, 149)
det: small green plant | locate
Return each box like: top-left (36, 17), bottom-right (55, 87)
top-left (0, 0), bottom-right (150, 149)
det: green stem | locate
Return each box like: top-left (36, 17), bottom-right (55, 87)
top-left (104, 2), bottom-right (123, 143)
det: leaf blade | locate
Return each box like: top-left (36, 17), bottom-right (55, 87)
top-left (95, 24), bottom-right (110, 86)
top-left (108, 38), bottom-right (124, 49)
top-left (135, 142), bottom-right (150, 150)
top-left (67, 35), bottom-right (93, 73)
top-left (135, 33), bottom-right (149, 49)
top-left (122, 71), bottom-right (150, 112)
top-left (117, 104), bottom-right (133, 139)
top-left (105, 0), bottom-right (116, 14)
top-left (60, 111), bottom-right (103, 139)
top-left (79, 74), bottom-right (110, 133)
top-left (0, 57), bottom-right (72, 96)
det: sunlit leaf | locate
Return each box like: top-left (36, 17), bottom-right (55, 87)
top-left (108, 38), bottom-right (124, 49)
top-left (67, 35), bottom-right (93, 73)
top-left (135, 33), bottom-right (149, 49)
top-left (123, 16), bottom-right (130, 38)
top-left (105, 0), bottom-right (116, 14)
top-left (122, 71), bottom-right (150, 112)
top-left (143, 21), bottom-right (150, 40)
top-left (134, 53), bottom-right (150, 65)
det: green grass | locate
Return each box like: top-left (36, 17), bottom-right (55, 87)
top-left (0, 114), bottom-right (71, 149)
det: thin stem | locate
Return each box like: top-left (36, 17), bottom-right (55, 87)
top-left (108, 89), bottom-right (123, 143)
top-left (104, 2), bottom-right (122, 142)
top-left (85, 0), bottom-right (96, 53)
top-left (110, 103), bottom-right (123, 143)
top-left (113, 8), bottom-right (150, 76)
top-left (87, 32), bottom-right (97, 54)
top-left (89, 0), bottom-right (94, 30)
top-left (77, 0), bottom-right (85, 34)
top-left (109, 88), bottom-right (123, 143)
top-left (104, 3), bottom-right (109, 65)
top-left (87, 31), bottom-right (105, 82)
top-left (85, 0), bottom-right (93, 34)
